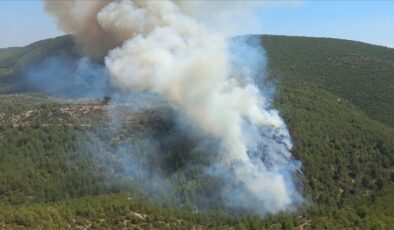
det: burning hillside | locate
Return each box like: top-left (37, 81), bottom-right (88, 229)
top-left (41, 0), bottom-right (303, 214)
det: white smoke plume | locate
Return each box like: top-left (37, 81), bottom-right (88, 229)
top-left (45, 0), bottom-right (268, 57)
top-left (45, 0), bottom-right (303, 214)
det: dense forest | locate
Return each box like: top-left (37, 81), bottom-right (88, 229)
top-left (0, 35), bottom-right (393, 229)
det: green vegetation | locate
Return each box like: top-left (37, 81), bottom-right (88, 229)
top-left (0, 35), bottom-right (79, 79)
top-left (0, 194), bottom-right (311, 230)
top-left (0, 35), bottom-right (392, 229)
top-left (263, 35), bottom-right (394, 127)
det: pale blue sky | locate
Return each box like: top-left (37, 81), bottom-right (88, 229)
top-left (259, 1), bottom-right (394, 48)
top-left (0, 0), bottom-right (61, 48)
top-left (0, 1), bottom-right (393, 48)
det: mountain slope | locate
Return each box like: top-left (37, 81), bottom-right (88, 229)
top-left (262, 35), bottom-right (394, 127)
top-left (0, 35), bottom-right (392, 229)
top-left (0, 35), bottom-right (79, 80)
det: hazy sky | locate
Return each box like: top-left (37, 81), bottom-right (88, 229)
top-left (0, 0), bottom-right (393, 48)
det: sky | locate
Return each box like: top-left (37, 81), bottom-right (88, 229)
top-left (0, 0), bottom-right (393, 48)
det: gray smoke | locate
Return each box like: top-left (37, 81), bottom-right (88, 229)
top-left (21, 55), bottom-right (110, 99)
top-left (44, 0), bottom-right (303, 215)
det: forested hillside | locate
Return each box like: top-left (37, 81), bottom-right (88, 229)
top-left (263, 35), bottom-right (394, 127)
top-left (0, 35), bottom-right (79, 79)
top-left (0, 35), bottom-right (392, 229)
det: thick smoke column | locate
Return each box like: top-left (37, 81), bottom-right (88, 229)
top-left (45, 0), bottom-right (115, 58)
top-left (45, 0), bottom-right (267, 57)
top-left (45, 0), bottom-right (303, 214)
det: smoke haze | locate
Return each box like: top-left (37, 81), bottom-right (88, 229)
top-left (22, 56), bottom-right (110, 98)
top-left (44, 0), bottom-right (303, 215)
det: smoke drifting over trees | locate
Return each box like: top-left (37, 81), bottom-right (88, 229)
top-left (43, 0), bottom-right (303, 214)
